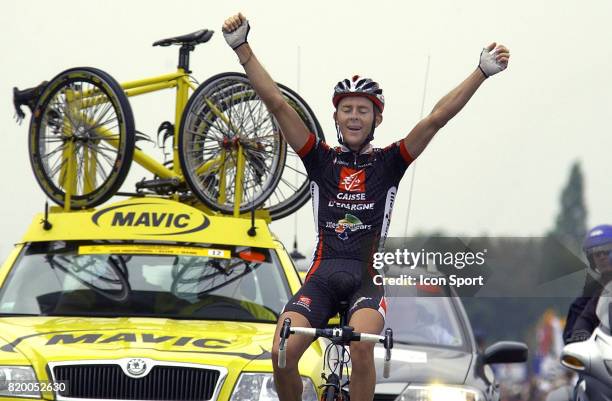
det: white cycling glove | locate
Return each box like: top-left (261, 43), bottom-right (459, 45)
top-left (478, 47), bottom-right (506, 78)
top-left (223, 19), bottom-right (250, 50)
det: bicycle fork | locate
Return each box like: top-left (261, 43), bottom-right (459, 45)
top-left (320, 372), bottom-right (343, 401)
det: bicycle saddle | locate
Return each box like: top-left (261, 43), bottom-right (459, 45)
top-left (153, 29), bottom-right (214, 47)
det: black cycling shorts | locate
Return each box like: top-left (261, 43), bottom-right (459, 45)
top-left (283, 258), bottom-right (387, 329)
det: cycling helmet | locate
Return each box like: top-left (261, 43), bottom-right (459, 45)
top-left (583, 225), bottom-right (612, 278)
top-left (332, 75), bottom-right (384, 148)
top-left (333, 75), bottom-right (385, 113)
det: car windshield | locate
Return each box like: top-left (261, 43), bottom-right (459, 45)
top-left (0, 241), bottom-right (291, 323)
top-left (383, 282), bottom-right (467, 349)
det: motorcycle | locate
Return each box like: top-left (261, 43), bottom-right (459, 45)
top-left (547, 281), bottom-right (612, 401)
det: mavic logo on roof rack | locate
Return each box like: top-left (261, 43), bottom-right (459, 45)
top-left (111, 212), bottom-right (189, 228)
top-left (92, 202), bottom-right (210, 236)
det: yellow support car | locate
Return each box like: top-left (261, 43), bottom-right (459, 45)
top-left (0, 198), bottom-right (324, 401)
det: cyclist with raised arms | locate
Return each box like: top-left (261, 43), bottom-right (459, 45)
top-left (222, 13), bottom-right (509, 401)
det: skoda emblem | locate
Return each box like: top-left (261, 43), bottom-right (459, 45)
top-left (126, 358), bottom-right (147, 376)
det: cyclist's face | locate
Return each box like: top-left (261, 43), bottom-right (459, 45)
top-left (335, 97), bottom-right (382, 150)
top-left (593, 249), bottom-right (612, 273)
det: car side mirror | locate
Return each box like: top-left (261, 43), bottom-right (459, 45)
top-left (483, 341), bottom-right (528, 364)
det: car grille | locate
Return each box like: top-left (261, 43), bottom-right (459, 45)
top-left (53, 364), bottom-right (220, 400)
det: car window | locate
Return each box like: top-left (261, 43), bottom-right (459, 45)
top-left (383, 284), bottom-right (467, 349)
top-left (0, 241), bottom-right (291, 323)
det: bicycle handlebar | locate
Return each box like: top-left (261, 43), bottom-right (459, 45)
top-left (291, 326), bottom-right (386, 343)
top-left (12, 81), bottom-right (48, 121)
top-left (278, 318), bottom-right (394, 377)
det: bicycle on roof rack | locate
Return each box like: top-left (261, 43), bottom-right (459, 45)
top-left (13, 28), bottom-right (323, 219)
top-left (278, 301), bottom-right (393, 401)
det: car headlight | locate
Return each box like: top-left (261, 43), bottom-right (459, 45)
top-left (230, 373), bottom-right (317, 401)
top-left (0, 366), bottom-right (40, 398)
top-left (396, 384), bottom-right (484, 401)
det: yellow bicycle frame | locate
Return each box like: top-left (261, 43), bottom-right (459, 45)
top-left (62, 68), bottom-right (247, 216)
top-left (122, 69), bottom-right (196, 180)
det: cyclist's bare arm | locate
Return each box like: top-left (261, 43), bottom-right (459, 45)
top-left (223, 13), bottom-right (310, 152)
top-left (403, 43), bottom-right (510, 159)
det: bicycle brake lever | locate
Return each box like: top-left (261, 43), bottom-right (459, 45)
top-left (383, 355), bottom-right (391, 378)
top-left (280, 318), bottom-right (291, 339)
top-left (384, 328), bottom-right (393, 350)
top-left (278, 318), bottom-right (291, 368)
top-left (278, 342), bottom-right (286, 368)
top-left (383, 328), bottom-right (393, 378)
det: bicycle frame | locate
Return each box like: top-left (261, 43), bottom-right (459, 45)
top-left (121, 70), bottom-right (190, 179)
top-left (322, 312), bottom-right (352, 399)
top-left (60, 68), bottom-right (248, 216)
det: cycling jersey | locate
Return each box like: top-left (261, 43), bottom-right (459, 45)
top-left (297, 132), bottom-right (414, 280)
top-left (283, 135), bottom-right (413, 327)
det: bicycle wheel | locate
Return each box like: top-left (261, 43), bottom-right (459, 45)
top-left (179, 72), bottom-right (323, 218)
top-left (29, 67), bottom-right (135, 209)
top-left (179, 72), bottom-right (285, 214)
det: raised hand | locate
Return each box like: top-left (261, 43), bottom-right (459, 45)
top-left (478, 42), bottom-right (510, 78)
top-left (222, 12), bottom-right (250, 50)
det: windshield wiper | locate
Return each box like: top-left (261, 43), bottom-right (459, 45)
top-left (0, 312), bottom-right (42, 317)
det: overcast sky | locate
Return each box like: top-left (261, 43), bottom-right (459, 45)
top-left (1, 0), bottom-right (611, 261)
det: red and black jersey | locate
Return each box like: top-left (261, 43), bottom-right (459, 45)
top-left (297, 133), bottom-right (414, 273)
